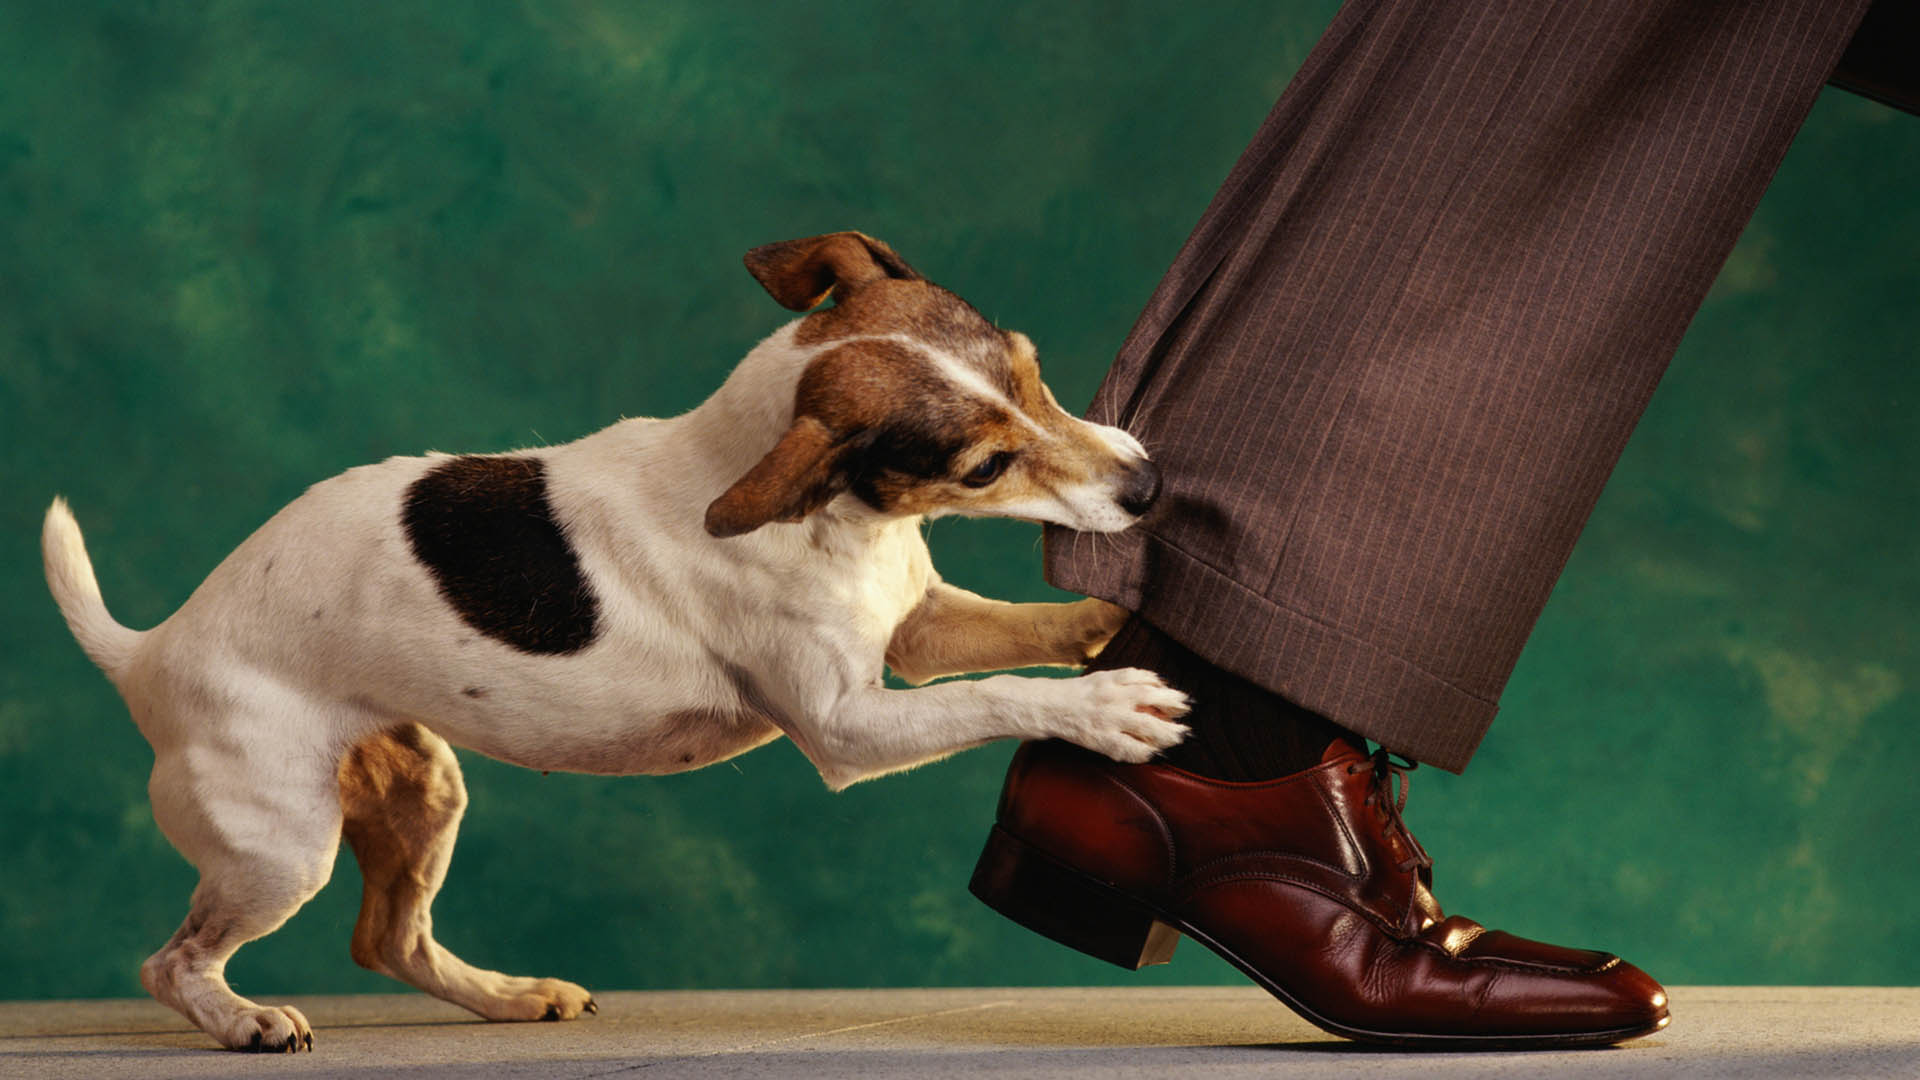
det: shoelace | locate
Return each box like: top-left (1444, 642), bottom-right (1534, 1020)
top-left (1347, 749), bottom-right (1434, 874)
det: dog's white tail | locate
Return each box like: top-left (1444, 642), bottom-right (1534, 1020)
top-left (42, 497), bottom-right (143, 679)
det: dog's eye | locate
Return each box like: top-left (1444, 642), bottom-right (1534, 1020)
top-left (961, 452), bottom-right (1013, 488)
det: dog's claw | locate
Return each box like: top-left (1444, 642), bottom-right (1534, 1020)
top-left (584, 998), bottom-right (599, 1015)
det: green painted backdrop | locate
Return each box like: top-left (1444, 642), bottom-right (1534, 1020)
top-left (3, 2), bottom-right (1915, 1000)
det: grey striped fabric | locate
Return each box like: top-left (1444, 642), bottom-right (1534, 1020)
top-left (1045, 0), bottom-right (1873, 771)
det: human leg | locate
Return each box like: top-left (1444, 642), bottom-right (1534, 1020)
top-left (977, 0), bottom-right (1874, 1046)
top-left (1047, 0), bottom-right (1874, 770)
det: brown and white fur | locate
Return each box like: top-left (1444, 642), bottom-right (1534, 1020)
top-left (42, 232), bottom-right (1190, 1053)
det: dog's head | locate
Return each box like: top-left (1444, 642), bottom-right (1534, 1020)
top-left (704, 231), bottom-right (1160, 539)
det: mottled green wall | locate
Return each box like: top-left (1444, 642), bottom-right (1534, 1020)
top-left (2, 2), bottom-right (1914, 1000)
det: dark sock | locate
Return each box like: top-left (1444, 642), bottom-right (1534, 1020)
top-left (1088, 614), bottom-right (1360, 781)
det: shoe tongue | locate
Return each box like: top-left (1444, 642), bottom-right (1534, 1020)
top-left (1319, 734), bottom-right (1369, 764)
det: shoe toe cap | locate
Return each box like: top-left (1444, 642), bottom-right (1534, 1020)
top-left (1467, 941), bottom-right (1671, 1041)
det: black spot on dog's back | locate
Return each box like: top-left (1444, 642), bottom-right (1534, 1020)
top-left (403, 455), bottom-right (599, 655)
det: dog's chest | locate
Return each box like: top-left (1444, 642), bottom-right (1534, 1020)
top-left (812, 517), bottom-right (935, 654)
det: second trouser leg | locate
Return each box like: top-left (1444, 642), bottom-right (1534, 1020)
top-left (1046, 0), bottom-right (1872, 770)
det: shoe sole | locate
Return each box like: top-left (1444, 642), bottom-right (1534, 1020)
top-left (970, 823), bottom-right (1670, 1051)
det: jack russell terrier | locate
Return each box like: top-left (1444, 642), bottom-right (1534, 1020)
top-left (43, 231), bottom-right (1191, 1052)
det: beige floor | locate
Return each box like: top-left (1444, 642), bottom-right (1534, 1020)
top-left (3, 986), bottom-right (1917, 1079)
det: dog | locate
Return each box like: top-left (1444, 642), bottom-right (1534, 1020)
top-left (42, 231), bottom-right (1191, 1052)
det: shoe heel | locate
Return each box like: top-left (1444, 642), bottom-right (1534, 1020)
top-left (969, 825), bottom-right (1178, 970)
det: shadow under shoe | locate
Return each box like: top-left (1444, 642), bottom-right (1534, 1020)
top-left (970, 738), bottom-right (1670, 1049)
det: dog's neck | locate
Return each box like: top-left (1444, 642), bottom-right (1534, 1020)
top-left (691, 323), bottom-right (811, 463)
top-left (675, 321), bottom-right (917, 551)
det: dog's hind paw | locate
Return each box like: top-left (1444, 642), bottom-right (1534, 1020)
top-left (477, 976), bottom-right (598, 1022)
top-left (222, 1005), bottom-right (313, 1053)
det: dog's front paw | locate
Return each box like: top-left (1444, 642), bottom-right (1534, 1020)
top-left (1066, 598), bottom-right (1131, 664)
top-left (1059, 667), bottom-right (1190, 763)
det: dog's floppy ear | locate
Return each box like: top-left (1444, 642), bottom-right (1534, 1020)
top-left (705, 416), bottom-right (860, 537)
top-left (743, 231), bottom-right (922, 311)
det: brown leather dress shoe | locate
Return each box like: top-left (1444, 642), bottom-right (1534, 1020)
top-left (970, 737), bottom-right (1670, 1048)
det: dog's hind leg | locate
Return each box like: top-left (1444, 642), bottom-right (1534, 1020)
top-left (339, 723), bottom-right (596, 1022)
top-left (140, 721), bottom-right (344, 1051)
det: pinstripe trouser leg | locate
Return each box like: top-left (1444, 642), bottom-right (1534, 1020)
top-left (1044, 0), bottom-right (1873, 771)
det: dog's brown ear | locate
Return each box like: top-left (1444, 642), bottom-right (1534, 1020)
top-left (743, 231), bottom-right (922, 311)
top-left (705, 416), bottom-right (850, 537)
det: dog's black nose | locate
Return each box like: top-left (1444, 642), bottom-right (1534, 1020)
top-left (1118, 459), bottom-right (1161, 517)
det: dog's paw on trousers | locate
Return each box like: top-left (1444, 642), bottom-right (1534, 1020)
top-left (1066, 598), bottom-right (1132, 663)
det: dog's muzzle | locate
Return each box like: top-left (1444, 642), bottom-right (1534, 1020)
top-left (1118, 460), bottom-right (1162, 517)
